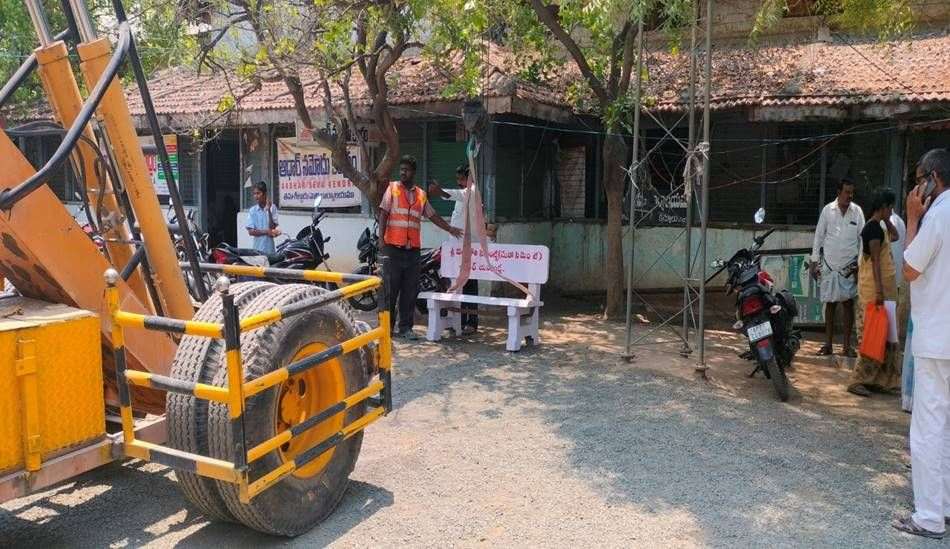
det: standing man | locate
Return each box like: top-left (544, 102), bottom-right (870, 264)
top-left (894, 149), bottom-right (950, 539)
top-left (378, 155), bottom-right (462, 339)
top-left (429, 163), bottom-right (482, 334)
top-left (810, 178), bottom-right (865, 357)
top-left (246, 181), bottom-right (280, 254)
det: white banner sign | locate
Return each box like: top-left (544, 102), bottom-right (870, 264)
top-left (276, 138), bottom-right (363, 208)
top-left (439, 241), bottom-right (550, 284)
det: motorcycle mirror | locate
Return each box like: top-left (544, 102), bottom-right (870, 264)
top-left (313, 196), bottom-right (323, 210)
top-left (754, 208), bottom-right (766, 224)
top-left (73, 191), bottom-right (82, 201)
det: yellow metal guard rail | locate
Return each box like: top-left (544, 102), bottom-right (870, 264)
top-left (103, 264), bottom-right (392, 503)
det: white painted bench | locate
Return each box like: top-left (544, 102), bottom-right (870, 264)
top-left (418, 241), bottom-right (550, 352)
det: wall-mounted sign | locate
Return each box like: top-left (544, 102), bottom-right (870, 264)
top-left (139, 134), bottom-right (178, 196)
top-left (276, 138), bottom-right (363, 208)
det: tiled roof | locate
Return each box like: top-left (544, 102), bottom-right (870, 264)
top-left (644, 32), bottom-right (950, 111)
top-left (126, 44), bottom-right (571, 120)
top-left (7, 32), bottom-right (950, 125)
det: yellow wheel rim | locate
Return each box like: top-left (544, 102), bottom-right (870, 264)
top-left (275, 342), bottom-right (345, 478)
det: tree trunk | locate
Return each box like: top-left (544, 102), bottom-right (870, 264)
top-left (602, 133), bottom-right (628, 319)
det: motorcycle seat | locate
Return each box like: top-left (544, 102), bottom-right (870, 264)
top-left (222, 244), bottom-right (282, 264)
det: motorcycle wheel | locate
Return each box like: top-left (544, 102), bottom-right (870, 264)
top-left (348, 265), bottom-right (378, 312)
top-left (765, 357), bottom-right (790, 402)
top-left (416, 276), bottom-right (448, 316)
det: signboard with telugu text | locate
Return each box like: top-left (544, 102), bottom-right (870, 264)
top-left (276, 138), bottom-right (362, 208)
top-left (439, 240), bottom-right (550, 284)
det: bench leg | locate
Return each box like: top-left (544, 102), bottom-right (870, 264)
top-left (527, 306), bottom-right (540, 346)
top-left (448, 303), bottom-right (462, 335)
top-left (426, 299), bottom-right (443, 342)
top-left (506, 306), bottom-right (522, 352)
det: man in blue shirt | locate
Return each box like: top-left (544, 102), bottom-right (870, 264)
top-left (245, 181), bottom-right (280, 253)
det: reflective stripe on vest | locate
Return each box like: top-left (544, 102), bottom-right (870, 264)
top-left (384, 182), bottom-right (426, 248)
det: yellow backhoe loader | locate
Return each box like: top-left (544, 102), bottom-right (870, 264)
top-left (0, 0), bottom-right (391, 536)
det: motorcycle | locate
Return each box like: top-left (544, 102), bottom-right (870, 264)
top-left (211, 196), bottom-right (332, 276)
top-left (168, 208), bottom-right (215, 300)
top-left (348, 222), bottom-right (445, 314)
top-left (710, 227), bottom-right (802, 402)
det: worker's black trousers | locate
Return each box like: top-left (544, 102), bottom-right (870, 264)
top-left (380, 245), bottom-right (421, 333)
top-left (462, 278), bottom-right (478, 329)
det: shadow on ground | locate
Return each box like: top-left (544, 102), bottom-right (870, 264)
top-left (389, 298), bottom-right (918, 547)
top-left (0, 296), bottom-right (921, 547)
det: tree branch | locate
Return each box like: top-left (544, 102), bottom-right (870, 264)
top-left (315, 78), bottom-right (370, 193)
top-left (525, 0), bottom-right (609, 104)
top-left (340, 69), bottom-right (372, 183)
top-left (618, 22), bottom-right (638, 96)
top-left (196, 13), bottom-right (249, 72)
top-left (607, 22), bottom-right (631, 97)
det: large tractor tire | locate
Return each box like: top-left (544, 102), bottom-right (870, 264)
top-left (167, 281), bottom-right (275, 521)
top-left (207, 284), bottom-right (370, 536)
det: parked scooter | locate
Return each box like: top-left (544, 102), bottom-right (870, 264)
top-left (211, 196), bottom-right (332, 275)
top-left (348, 222), bottom-right (445, 313)
top-left (709, 223), bottom-right (802, 402)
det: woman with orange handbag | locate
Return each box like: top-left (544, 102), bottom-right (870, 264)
top-left (848, 189), bottom-right (901, 397)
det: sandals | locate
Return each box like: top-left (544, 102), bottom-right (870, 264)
top-left (893, 517), bottom-right (944, 539)
top-left (847, 384), bottom-right (871, 397)
top-left (816, 345), bottom-right (834, 356)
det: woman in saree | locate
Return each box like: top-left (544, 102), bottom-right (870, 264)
top-left (848, 189), bottom-right (901, 397)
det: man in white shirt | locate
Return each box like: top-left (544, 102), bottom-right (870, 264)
top-left (810, 178), bottom-right (865, 357)
top-left (894, 149), bottom-right (950, 539)
top-left (429, 164), bottom-right (482, 334)
top-left (246, 181), bottom-right (280, 253)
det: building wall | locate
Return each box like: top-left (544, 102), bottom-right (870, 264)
top-left (237, 211), bottom-right (814, 291)
top-left (668, 0), bottom-right (950, 43)
top-left (500, 220), bottom-right (814, 292)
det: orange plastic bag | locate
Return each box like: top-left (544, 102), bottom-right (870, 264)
top-left (859, 303), bottom-right (888, 363)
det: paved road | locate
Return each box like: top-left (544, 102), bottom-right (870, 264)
top-left (0, 309), bottom-right (929, 548)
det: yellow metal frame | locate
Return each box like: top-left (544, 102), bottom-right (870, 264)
top-left (104, 268), bottom-right (391, 503)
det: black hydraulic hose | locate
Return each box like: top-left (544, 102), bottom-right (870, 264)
top-left (57, 0), bottom-right (81, 45)
top-left (91, 123), bottom-right (167, 317)
top-left (6, 122), bottom-right (100, 235)
top-left (111, 0), bottom-right (207, 301)
top-left (120, 244), bottom-right (147, 281)
top-left (0, 30), bottom-right (70, 109)
top-left (0, 23), bottom-right (131, 210)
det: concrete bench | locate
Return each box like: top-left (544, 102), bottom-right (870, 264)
top-left (418, 241), bottom-right (549, 352)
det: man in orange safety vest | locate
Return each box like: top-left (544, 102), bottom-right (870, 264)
top-left (378, 155), bottom-right (462, 339)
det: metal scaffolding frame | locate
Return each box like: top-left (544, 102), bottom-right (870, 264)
top-left (623, 0), bottom-right (714, 370)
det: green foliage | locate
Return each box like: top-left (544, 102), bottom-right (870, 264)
top-left (752, 0), bottom-right (916, 40)
top-left (0, 0), bottom-right (45, 111)
top-left (830, 0), bottom-right (914, 38)
top-left (0, 0), bottom-right (195, 114)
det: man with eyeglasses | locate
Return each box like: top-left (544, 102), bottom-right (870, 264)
top-left (894, 149), bottom-right (950, 539)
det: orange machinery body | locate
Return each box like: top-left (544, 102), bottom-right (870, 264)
top-left (0, 130), bottom-right (173, 413)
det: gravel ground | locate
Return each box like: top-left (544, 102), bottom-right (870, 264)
top-left (0, 300), bottom-right (932, 548)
